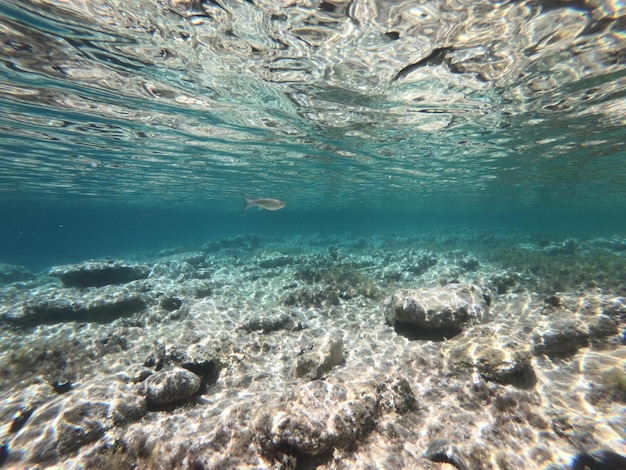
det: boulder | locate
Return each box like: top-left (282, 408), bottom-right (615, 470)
top-left (49, 260), bottom-right (150, 288)
top-left (144, 368), bottom-right (201, 406)
top-left (385, 284), bottom-right (489, 339)
top-left (256, 380), bottom-right (377, 457)
top-left (444, 329), bottom-right (536, 388)
top-left (14, 286), bottom-right (146, 325)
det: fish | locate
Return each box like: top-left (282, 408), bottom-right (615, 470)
top-left (241, 194), bottom-right (286, 212)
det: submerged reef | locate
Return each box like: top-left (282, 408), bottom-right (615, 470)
top-left (0, 231), bottom-right (624, 468)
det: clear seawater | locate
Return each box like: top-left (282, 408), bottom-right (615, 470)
top-left (0, 0), bottom-right (625, 269)
top-left (2, 2), bottom-right (626, 469)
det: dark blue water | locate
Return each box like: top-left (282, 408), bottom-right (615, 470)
top-left (1, 202), bottom-right (624, 270)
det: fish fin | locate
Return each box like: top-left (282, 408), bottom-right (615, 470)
top-left (241, 193), bottom-right (253, 212)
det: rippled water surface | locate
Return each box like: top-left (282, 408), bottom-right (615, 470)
top-left (1, 0), bottom-right (624, 214)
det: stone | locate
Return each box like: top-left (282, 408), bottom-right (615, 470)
top-left (571, 450), bottom-right (626, 470)
top-left (587, 315), bottom-right (619, 339)
top-left (144, 368), bottom-right (201, 406)
top-left (5, 376), bottom-right (146, 466)
top-left (49, 260), bottom-right (150, 288)
top-left (241, 312), bottom-right (300, 333)
top-left (375, 376), bottom-right (417, 414)
top-left (444, 329), bottom-right (536, 388)
top-left (385, 284), bottom-right (489, 339)
top-left (531, 319), bottom-right (590, 358)
top-left (256, 380), bottom-right (377, 457)
top-left (14, 286), bottom-right (147, 325)
top-left (294, 336), bottom-right (343, 381)
top-left (423, 439), bottom-right (470, 470)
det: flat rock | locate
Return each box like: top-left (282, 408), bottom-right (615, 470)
top-left (144, 368), bottom-right (201, 406)
top-left (256, 380), bottom-right (377, 457)
top-left (14, 285), bottom-right (146, 325)
top-left (6, 376), bottom-right (146, 466)
top-left (385, 284), bottom-right (489, 339)
top-left (49, 260), bottom-right (151, 288)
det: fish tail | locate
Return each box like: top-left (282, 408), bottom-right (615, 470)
top-left (241, 193), bottom-right (253, 212)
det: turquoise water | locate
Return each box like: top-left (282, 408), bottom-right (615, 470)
top-left (1, 3), bottom-right (626, 468)
top-left (1, 0), bottom-right (625, 269)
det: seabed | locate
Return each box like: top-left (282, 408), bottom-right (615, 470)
top-left (0, 230), bottom-right (624, 469)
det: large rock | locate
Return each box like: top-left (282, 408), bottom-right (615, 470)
top-left (49, 260), bottom-right (150, 288)
top-left (256, 380), bottom-right (377, 458)
top-left (5, 376), bottom-right (146, 466)
top-left (385, 284), bottom-right (489, 339)
top-left (14, 286), bottom-right (147, 325)
top-left (144, 368), bottom-right (201, 406)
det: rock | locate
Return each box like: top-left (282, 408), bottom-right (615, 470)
top-left (587, 315), bottom-right (619, 339)
top-left (375, 376), bottom-right (417, 414)
top-left (256, 380), bottom-right (377, 458)
top-left (159, 294), bottom-right (183, 311)
top-left (602, 297), bottom-right (625, 317)
top-left (444, 329), bottom-right (536, 388)
top-left (14, 286), bottom-right (146, 325)
top-left (0, 263), bottom-right (34, 284)
top-left (294, 336), bottom-right (344, 381)
top-left (385, 284), bottom-right (489, 339)
top-left (49, 260), bottom-right (150, 288)
top-left (144, 368), bottom-right (201, 406)
top-left (423, 439), bottom-right (469, 470)
top-left (6, 376), bottom-right (146, 466)
top-left (241, 312), bottom-right (300, 333)
top-left (531, 319), bottom-right (590, 358)
top-left (571, 449), bottom-right (626, 470)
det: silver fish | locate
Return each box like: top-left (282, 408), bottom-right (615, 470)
top-left (241, 194), bottom-right (286, 211)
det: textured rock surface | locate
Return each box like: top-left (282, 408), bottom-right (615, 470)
top-left (385, 284), bottom-right (489, 338)
top-left (49, 260), bottom-right (151, 288)
top-left (375, 376), bottom-right (417, 414)
top-left (1, 232), bottom-right (624, 469)
top-left (531, 319), bottom-right (590, 358)
top-left (14, 286), bottom-right (147, 325)
top-left (241, 312), bottom-right (301, 333)
top-left (6, 376), bottom-right (146, 465)
top-left (444, 328), bottom-right (536, 387)
top-left (294, 335), bottom-right (344, 380)
top-left (144, 368), bottom-right (201, 406)
top-left (423, 439), bottom-right (470, 470)
top-left (256, 380), bottom-right (377, 457)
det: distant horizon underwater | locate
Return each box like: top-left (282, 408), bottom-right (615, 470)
top-left (0, 0), bottom-right (625, 469)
